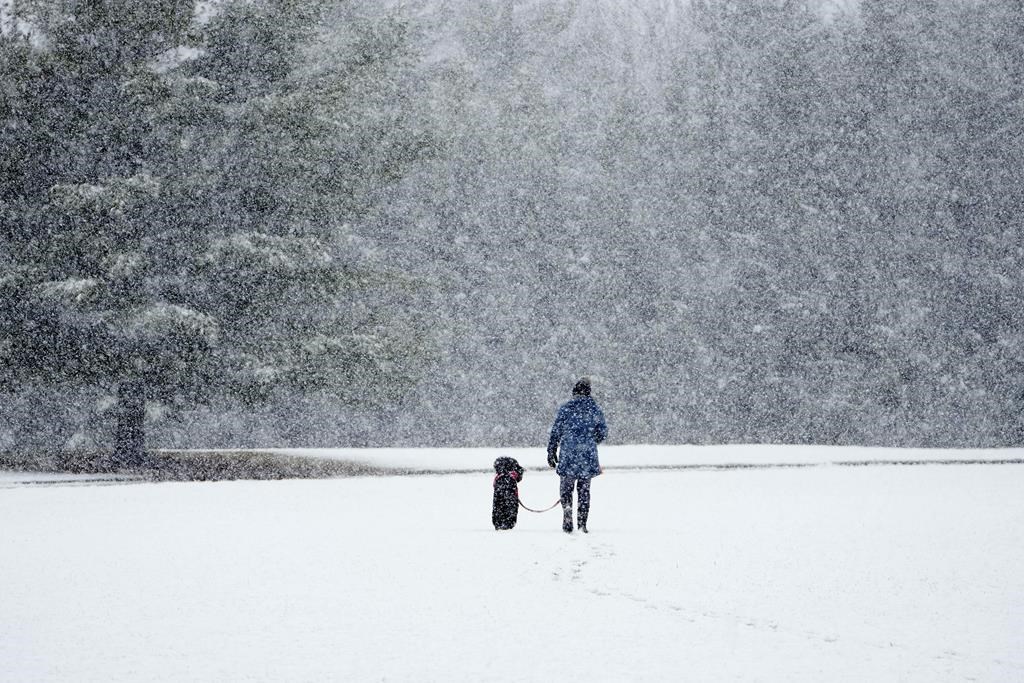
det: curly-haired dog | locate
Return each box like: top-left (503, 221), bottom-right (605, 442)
top-left (492, 457), bottom-right (524, 530)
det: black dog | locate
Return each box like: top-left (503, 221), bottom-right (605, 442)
top-left (492, 457), bottom-right (525, 530)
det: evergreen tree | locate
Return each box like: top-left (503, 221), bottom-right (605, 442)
top-left (0, 0), bottom-right (431, 465)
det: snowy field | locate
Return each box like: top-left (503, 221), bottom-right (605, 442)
top-left (2, 447), bottom-right (1023, 682)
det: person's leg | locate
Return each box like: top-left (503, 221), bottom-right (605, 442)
top-left (559, 476), bottom-right (574, 533)
top-left (576, 478), bottom-right (591, 532)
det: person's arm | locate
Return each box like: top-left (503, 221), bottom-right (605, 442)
top-left (547, 409), bottom-right (563, 467)
top-left (594, 407), bottom-right (608, 444)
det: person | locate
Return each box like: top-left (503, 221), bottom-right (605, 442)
top-left (547, 377), bottom-right (607, 533)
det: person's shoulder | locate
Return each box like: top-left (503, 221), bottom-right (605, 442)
top-left (557, 398), bottom-right (581, 415)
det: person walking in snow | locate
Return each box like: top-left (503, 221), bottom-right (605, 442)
top-left (547, 377), bottom-right (607, 534)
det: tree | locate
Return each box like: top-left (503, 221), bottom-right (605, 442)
top-left (0, 0), bottom-right (431, 465)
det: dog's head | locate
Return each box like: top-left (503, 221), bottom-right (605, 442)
top-left (494, 456), bottom-right (522, 475)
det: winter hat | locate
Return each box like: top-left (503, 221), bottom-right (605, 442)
top-left (572, 377), bottom-right (592, 396)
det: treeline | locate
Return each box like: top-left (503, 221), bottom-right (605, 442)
top-left (367, 0), bottom-right (1024, 448)
top-left (2, 0), bottom-right (1022, 455)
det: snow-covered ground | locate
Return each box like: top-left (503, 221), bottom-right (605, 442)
top-left (2, 446), bottom-right (1023, 682)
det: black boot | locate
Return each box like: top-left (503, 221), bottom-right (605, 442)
top-left (578, 513), bottom-right (588, 534)
top-left (562, 507), bottom-right (573, 533)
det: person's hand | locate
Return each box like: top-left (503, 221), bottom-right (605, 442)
top-left (547, 452), bottom-right (558, 468)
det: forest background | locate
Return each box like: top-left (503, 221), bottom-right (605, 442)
top-left (2, 0), bottom-right (1023, 455)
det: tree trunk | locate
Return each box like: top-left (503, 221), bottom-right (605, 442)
top-left (113, 380), bottom-right (146, 470)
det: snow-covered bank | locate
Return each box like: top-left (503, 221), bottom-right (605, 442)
top-left (276, 443), bottom-right (1024, 473)
top-left (0, 471), bottom-right (139, 487)
top-left (2, 445), bottom-right (1020, 486)
top-left (2, 460), bottom-right (1022, 682)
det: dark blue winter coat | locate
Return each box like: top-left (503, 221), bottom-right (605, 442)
top-left (547, 396), bottom-right (608, 478)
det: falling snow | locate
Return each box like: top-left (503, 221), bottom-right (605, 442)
top-left (3, 0), bottom-right (1023, 453)
top-left (2, 3), bottom-right (1024, 680)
